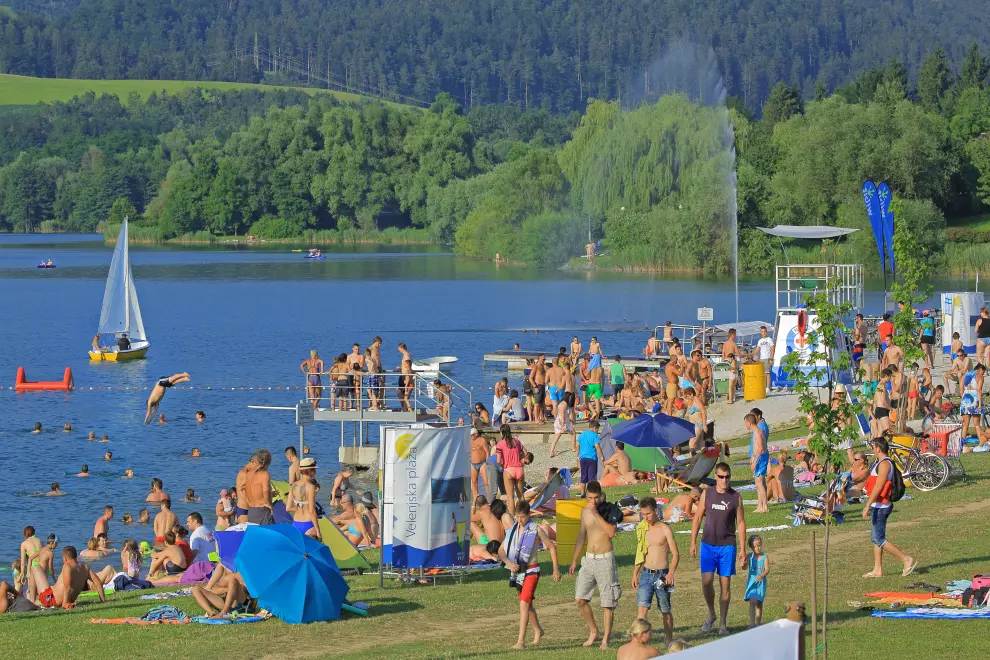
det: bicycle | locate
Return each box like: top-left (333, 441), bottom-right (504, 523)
top-left (887, 436), bottom-right (950, 491)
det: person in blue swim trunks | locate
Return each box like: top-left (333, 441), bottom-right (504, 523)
top-left (289, 457), bottom-right (321, 540)
top-left (744, 413), bottom-right (770, 514)
top-left (690, 462), bottom-right (746, 637)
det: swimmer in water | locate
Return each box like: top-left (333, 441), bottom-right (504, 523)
top-left (138, 508), bottom-right (150, 524)
top-left (157, 414), bottom-right (166, 425)
top-left (104, 451), bottom-right (112, 462)
top-left (195, 411), bottom-right (206, 424)
top-left (182, 488), bottom-right (201, 503)
top-left (77, 465), bottom-right (90, 477)
top-left (145, 373), bottom-right (191, 424)
top-left (123, 469), bottom-right (134, 479)
top-left (32, 422), bottom-right (42, 434)
top-left (122, 513), bottom-right (133, 524)
top-left (88, 432), bottom-right (96, 441)
top-left (191, 448), bottom-right (201, 458)
top-left (46, 482), bottom-right (65, 496)
top-left (63, 423), bottom-right (72, 432)
top-left (100, 434), bottom-right (109, 443)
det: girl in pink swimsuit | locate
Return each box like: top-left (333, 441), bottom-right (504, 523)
top-left (495, 424), bottom-right (527, 515)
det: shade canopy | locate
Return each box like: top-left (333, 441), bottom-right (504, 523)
top-left (612, 413), bottom-right (696, 449)
top-left (759, 225), bottom-right (859, 239)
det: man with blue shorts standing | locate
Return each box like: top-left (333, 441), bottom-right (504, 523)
top-left (574, 420), bottom-right (604, 496)
top-left (745, 413), bottom-right (769, 513)
top-left (690, 462), bottom-right (746, 636)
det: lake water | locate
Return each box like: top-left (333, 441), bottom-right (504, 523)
top-left (0, 233), bottom-right (958, 561)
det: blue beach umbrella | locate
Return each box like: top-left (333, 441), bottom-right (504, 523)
top-left (234, 524), bottom-right (349, 624)
top-left (612, 412), bottom-right (696, 450)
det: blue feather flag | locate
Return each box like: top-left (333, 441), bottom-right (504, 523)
top-left (861, 181), bottom-right (885, 270)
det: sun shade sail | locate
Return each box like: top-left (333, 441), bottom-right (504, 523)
top-left (759, 225), bottom-right (859, 239)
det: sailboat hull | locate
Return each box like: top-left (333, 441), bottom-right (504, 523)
top-left (89, 341), bottom-right (151, 362)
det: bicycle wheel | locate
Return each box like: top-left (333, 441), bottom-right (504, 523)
top-left (909, 452), bottom-right (950, 491)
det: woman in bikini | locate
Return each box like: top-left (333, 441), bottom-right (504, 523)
top-left (871, 369), bottom-right (892, 437)
top-left (684, 387), bottom-right (707, 453)
top-left (343, 503), bottom-right (375, 547)
top-left (495, 424), bottom-right (527, 515)
top-left (288, 458), bottom-right (321, 540)
top-left (300, 350), bottom-right (324, 410)
top-left (144, 373), bottom-right (191, 424)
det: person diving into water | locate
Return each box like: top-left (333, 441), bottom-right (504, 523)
top-left (144, 373), bottom-right (191, 424)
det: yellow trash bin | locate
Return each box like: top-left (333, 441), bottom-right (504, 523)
top-left (743, 361), bottom-right (766, 401)
top-left (555, 499), bottom-right (588, 564)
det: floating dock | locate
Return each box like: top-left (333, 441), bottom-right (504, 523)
top-left (483, 349), bottom-right (666, 371)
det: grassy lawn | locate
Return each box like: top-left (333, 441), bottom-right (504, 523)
top-left (947, 213), bottom-right (990, 230)
top-left (3, 445), bottom-right (987, 659)
top-left (0, 74), bottom-right (394, 107)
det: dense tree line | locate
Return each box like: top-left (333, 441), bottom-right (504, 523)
top-left (3, 0), bottom-right (990, 113)
top-left (4, 43), bottom-right (990, 271)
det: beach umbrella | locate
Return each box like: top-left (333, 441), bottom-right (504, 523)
top-left (234, 524), bottom-right (349, 624)
top-left (214, 524), bottom-right (251, 571)
top-left (613, 413), bottom-right (696, 450)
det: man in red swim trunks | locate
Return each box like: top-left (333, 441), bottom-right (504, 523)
top-left (35, 546), bottom-right (105, 609)
top-left (498, 501), bottom-right (560, 650)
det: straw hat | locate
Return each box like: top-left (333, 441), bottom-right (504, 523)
top-left (360, 492), bottom-right (376, 508)
top-left (834, 383), bottom-right (846, 394)
top-left (299, 458), bottom-right (317, 470)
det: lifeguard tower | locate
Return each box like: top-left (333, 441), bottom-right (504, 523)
top-left (761, 225), bottom-right (864, 388)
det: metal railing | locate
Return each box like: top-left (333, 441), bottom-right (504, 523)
top-left (776, 263), bottom-right (864, 312)
top-left (302, 370), bottom-right (471, 426)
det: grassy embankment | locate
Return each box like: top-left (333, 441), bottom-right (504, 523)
top-left (2, 425), bottom-right (988, 659)
top-left (0, 73), bottom-right (393, 107)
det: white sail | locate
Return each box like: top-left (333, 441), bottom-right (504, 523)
top-left (96, 218), bottom-right (147, 342)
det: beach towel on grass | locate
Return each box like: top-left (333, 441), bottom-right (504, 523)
top-left (872, 607), bottom-right (990, 619)
top-left (194, 615), bottom-right (267, 625)
top-left (91, 606), bottom-right (191, 625)
top-left (141, 588), bottom-right (193, 600)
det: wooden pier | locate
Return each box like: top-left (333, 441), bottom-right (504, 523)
top-left (483, 349), bottom-right (667, 371)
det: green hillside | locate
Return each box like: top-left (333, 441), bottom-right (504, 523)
top-left (0, 73), bottom-right (379, 106)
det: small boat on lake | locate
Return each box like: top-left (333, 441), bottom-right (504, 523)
top-left (412, 356), bottom-right (458, 374)
top-left (36, 262), bottom-right (56, 269)
top-left (88, 218), bottom-right (150, 361)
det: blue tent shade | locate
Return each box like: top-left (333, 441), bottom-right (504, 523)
top-left (235, 524), bottom-right (350, 624)
top-left (612, 413), bottom-right (696, 449)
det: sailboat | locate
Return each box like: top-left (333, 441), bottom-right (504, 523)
top-left (88, 218), bottom-right (150, 361)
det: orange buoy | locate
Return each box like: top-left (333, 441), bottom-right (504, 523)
top-left (14, 367), bottom-right (74, 392)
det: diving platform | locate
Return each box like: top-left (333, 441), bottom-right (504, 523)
top-left (314, 407), bottom-right (435, 423)
top-left (250, 369), bottom-right (473, 468)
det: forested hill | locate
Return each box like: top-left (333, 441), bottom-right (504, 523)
top-left (2, 0), bottom-right (990, 112)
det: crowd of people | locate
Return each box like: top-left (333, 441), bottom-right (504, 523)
top-left (300, 339), bottom-right (430, 415)
top-left (3, 435), bottom-right (381, 619)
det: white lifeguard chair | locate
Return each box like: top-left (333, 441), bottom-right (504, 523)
top-left (760, 226), bottom-right (863, 388)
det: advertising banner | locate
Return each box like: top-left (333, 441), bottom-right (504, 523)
top-left (380, 426), bottom-right (470, 568)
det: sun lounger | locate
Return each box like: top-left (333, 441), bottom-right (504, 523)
top-left (529, 471), bottom-right (566, 512)
top-left (654, 446), bottom-right (722, 492)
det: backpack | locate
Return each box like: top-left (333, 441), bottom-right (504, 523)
top-left (887, 458), bottom-right (905, 503)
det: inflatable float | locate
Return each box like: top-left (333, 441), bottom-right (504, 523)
top-left (14, 367), bottom-right (74, 392)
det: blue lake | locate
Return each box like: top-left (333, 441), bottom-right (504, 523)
top-left (0, 233), bottom-right (958, 560)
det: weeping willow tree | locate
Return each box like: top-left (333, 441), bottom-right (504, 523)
top-left (559, 95), bottom-right (736, 273)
